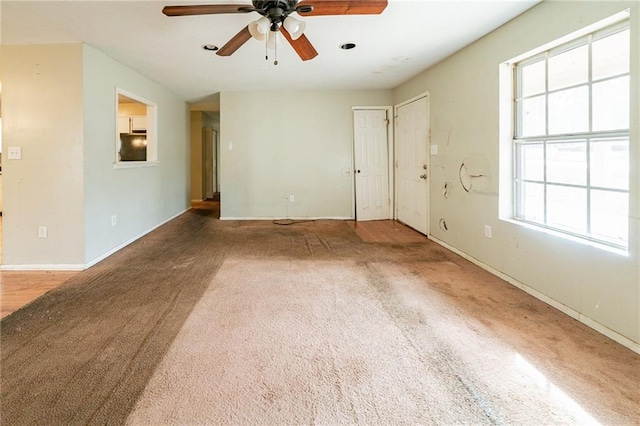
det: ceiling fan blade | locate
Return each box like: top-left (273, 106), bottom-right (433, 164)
top-left (216, 26), bottom-right (253, 56)
top-left (162, 4), bottom-right (252, 16)
top-left (297, 0), bottom-right (388, 16)
top-left (281, 27), bottom-right (318, 61)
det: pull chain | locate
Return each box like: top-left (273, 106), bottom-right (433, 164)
top-left (274, 32), bottom-right (278, 66)
top-left (264, 29), bottom-right (279, 65)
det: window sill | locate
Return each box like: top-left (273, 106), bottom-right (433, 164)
top-left (500, 218), bottom-right (629, 257)
top-left (113, 161), bottom-right (160, 169)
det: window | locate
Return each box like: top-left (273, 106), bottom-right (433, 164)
top-left (115, 88), bottom-right (157, 166)
top-left (511, 19), bottom-right (630, 249)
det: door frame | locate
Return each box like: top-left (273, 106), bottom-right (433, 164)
top-left (351, 106), bottom-right (394, 220)
top-left (393, 91), bottom-right (430, 235)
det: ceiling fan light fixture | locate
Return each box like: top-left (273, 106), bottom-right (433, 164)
top-left (266, 30), bottom-right (283, 50)
top-left (163, 0), bottom-right (389, 62)
top-left (283, 16), bottom-right (305, 40)
top-left (248, 16), bottom-right (270, 41)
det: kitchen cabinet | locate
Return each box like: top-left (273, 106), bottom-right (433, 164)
top-left (118, 116), bottom-right (146, 134)
top-left (131, 116), bottom-right (147, 133)
top-left (118, 117), bottom-right (130, 135)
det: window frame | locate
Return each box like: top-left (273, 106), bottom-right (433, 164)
top-left (506, 14), bottom-right (630, 251)
top-left (114, 88), bottom-right (159, 168)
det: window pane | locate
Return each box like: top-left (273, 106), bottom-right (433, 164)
top-left (518, 95), bottom-right (546, 137)
top-left (593, 29), bottom-right (629, 80)
top-left (517, 182), bottom-right (544, 223)
top-left (548, 45), bottom-right (588, 91)
top-left (521, 60), bottom-right (545, 97)
top-left (592, 76), bottom-right (629, 132)
top-left (546, 141), bottom-right (586, 185)
top-left (548, 86), bottom-right (588, 134)
top-left (590, 138), bottom-right (629, 190)
top-left (547, 185), bottom-right (587, 234)
top-left (591, 190), bottom-right (628, 246)
top-left (518, 143), bottom-right (544, 181)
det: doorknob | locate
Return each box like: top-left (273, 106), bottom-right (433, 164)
top-left (356, 170), bottom-right (361, 173)
top-left (420, 174), bottom-right (427, 180)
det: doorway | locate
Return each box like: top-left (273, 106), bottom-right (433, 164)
top-left (353, 108), bottom-right (392, 221)
top-left (203, 126), bottom-right (217, 200)
top-left (190, 109), bottom-right (220, 218)
top-left (395, 94), bottom-right (429, 235)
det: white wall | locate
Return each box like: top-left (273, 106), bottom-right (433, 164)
top-left (393, 1), bottom-right (639, 347)
top-left (1, 44), bottom-right (85, 267)
top-left (82, 45), bottom-right (190, 265)
top-left (220, 90), bottom-right (392, 219)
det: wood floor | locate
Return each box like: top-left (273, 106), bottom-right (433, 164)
top-left (2, 198), bottom-right (424, 319)
top-left (347, 219), bottom-right (427, 243)
top-left (0, 271), bottom-right (79, 318)
top-left (0, 215), bottom-right (79, 318)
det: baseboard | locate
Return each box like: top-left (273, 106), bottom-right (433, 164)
top-left (1, 264), bottom-right (86, 271)
top-left (219, 216), bottom-right (355, 221)
top-left (1, 208), bottom-right (190, 272)
top-left (83, 208), bottom-right (190, 269)
top-left (428, 235), bottom-right (640, 355)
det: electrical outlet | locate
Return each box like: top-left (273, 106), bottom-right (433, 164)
top-left (111, 215), bottom-right (117, 226)
top-left (8, 147), bottom-right (22, 160)
top-left (430, 145), bottom-right (438, 155)
top-left (289, 195), bottom-right (295, 203)
top-left (38, 226), bottom-right (48, 239)
top-left (484, 225), bottom-right (492, 238)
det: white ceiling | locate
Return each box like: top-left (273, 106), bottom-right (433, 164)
top-left (1, 0), bottom-right (540, 102)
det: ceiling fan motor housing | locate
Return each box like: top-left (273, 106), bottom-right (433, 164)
top-left (253, 0), bottom-right (300, 24)
top-left (252, 0), bottom-right (299, 11)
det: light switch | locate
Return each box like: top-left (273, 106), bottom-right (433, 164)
top-left (8, 146), bottom-right (22, 160)
top-left (430, 145), bottom-right (438, 155)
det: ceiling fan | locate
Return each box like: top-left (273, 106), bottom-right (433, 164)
top-left (162, 1), bottom-right (388, 62)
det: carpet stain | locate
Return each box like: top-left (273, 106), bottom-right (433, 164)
top-left (456, 375), bottom-right (504, 425)
top-left (2, 214), bottom-right (639, 425)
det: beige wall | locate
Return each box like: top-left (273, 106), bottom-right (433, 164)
top-left (190, 111), bottom-right (204, 201)
top-left (190, 110), bottom-right (219, 201)
top-left (2, 44), bottom-right (85, 267)
top-left (1, 43), bottom-right (190, 268)
top-left (393, 1), bottom-right (639, 346)
top-left (220, 89), bottom-right (392, 219)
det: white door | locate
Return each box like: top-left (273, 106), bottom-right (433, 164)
top-left (395, 96), bottom-right (429, 234)
top-left (353, 109), bottom-right (390, 221)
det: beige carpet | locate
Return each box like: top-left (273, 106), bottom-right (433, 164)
top-left (2, 213), bottom-right (639, 425)
top-left (128, 257), bottom-right (638, 424)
